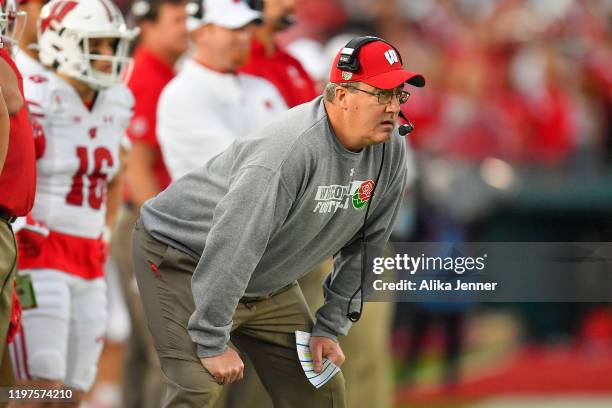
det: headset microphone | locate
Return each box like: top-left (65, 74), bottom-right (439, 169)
top-left (398, 111), bottom-right (415, 136)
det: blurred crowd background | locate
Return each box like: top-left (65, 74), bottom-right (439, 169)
top-left (81, 0), bottom-right (612, 407)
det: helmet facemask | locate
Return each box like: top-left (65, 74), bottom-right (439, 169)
top-left (0, 0), bottom-right (27, 55)
top-left (78, 32), bottom-right (134, 89)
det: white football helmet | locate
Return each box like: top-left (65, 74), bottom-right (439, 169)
top-left (38, 0), bottom-right (139, 89)
top-left (0, 0), bottom-right (26, 52)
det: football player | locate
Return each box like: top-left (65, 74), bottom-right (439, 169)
top-left (8, 0), bottom-right (137, 403)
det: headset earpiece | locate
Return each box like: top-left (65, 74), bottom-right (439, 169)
top-left (336, 35), bottom-right (403, 73)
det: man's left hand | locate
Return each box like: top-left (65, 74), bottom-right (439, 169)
top-left (310, 336), bottom-right (345, 373)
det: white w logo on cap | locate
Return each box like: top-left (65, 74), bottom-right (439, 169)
top-left (384, 49), bottom-right (399, 66)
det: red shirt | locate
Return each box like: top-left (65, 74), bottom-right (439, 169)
top-left (125, 47), bottom-right (175, 197)
top-left (0, 49), bottom-right (36, 217)
top-left (240, 39), bottom-right (318, 108)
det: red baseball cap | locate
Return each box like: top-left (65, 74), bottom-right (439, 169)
top-left (330, 40), bottom-right (425, 90)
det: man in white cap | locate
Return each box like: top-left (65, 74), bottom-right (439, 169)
top-left (157, 0), bottom-right (287, 180)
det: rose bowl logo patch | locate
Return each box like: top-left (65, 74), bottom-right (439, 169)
top-left (313, 179), bottom-right (376, 213)
top-left (352, 180), bottom-right (375, 209)
top-left (342, 71), bottom-right (353, 81)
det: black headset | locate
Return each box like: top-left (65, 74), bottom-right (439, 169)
top-left (342, 36), bottom-right (416, 322)
top-left (345, 146), bottom-right (386, 323)
top-left (337, 36), bottom-right (403, 73)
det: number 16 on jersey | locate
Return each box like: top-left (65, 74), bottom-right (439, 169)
top-left (66, 145), bottom-right (114, 210)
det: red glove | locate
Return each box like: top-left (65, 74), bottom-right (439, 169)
top-left (6, 279), bottom-right (22, 344)
top-left (16, 214), bottom-right (50, 258)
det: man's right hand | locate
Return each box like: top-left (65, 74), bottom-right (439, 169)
top-left (200, 347), bottom-right (244, 385)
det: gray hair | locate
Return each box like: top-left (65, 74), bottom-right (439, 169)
top-left (324, 82), bottom-right (340, 102)
top-left (324, 82), bottom-right (362, 101)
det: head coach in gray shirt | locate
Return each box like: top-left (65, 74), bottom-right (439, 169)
top-left (132, 35), bottom-right (425, 407)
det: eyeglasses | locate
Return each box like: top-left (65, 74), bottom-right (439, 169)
top-left (342, 85), bottom-right (411, 105)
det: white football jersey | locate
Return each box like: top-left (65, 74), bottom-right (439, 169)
top-left (24, 74), bottom-right (134, 238)
top-left (15, 51), bottom-right (47, 79)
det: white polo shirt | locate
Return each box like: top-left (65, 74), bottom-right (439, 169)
top-left (157, 59), bottom-right (287, 179)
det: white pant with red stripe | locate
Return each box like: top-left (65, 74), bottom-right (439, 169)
top-left (9, 269), bottom-right (107, 391)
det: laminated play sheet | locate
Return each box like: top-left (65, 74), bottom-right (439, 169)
top-left (295, 330), bottom-right (341, 389)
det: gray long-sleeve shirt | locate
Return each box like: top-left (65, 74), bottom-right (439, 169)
top-left (140, 96), bottom-right (407, 358)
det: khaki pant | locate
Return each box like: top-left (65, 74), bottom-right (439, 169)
top-left (110, 205), bottom-right (165, 408)
top-left (0, 219), bottom-right (16, 382)
top-left (114, 206), bottom-right (270, 408)
top-left (132, 219), bottom-right (346, 408)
